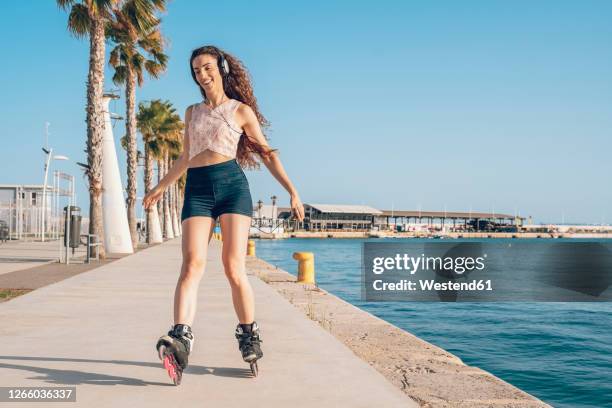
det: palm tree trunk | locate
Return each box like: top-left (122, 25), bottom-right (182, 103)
top-left (171, 186), bottom-right (176, 236)
top-left (144, 146), bottom-right (162, 244)
top-left (178, 183), bottom-right (183, 235)
top-left (174, 183), bottom-right (178, 214)
top-left (87, 17), bottom-right (107, 259)
top-left (163, 151), bottom-right (173, 239)
top-left (170, 161), bottom-right (179, 236)
top-left (168, 162), bottom-right (175, 235)
top-left (125, 68), bottom-right (138, 249)
top-left (144, 146), bottom-right (152, 243)
top-left (156, 159), bottom-right (163, 229)
top-left (173, 182), bottom-right (179, 235)
top-left (178, 184), bottom-right (183, 221)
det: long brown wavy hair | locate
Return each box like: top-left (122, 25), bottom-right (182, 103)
top-left (189, 45), bottom-right (276, 169)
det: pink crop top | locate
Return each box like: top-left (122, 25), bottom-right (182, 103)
top-left (188, 98), bottom-right (242, 160)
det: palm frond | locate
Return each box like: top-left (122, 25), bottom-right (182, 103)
top-left (120, 134), bottom-right (128, 151)
top-left (147, 139), bottom-right (163, 158)
top-left (107, 4), bottom-right (168, 87)
top-left (144, 60), bottom-right (164, 79)
top-left (105, 20), bottom-right (130, 43)
top-left (67, 3), bottom-right (92, 38)
top-left (92, 0), bottom-right (118, 19)
top-left (153, 49), bottom-right (168, 65)
top-left (149, 0), bottom-right (167, 13)
top-left (112, 65), bottom-right (128, 85)
top-left (138, 28), bottom-right (163, 49)
top-left (108, 45), bottom-right (121, 67)
top-left (135, 66), bottom-right (145, 87)
top-left (124, 0), bottom-right (160, 35)
top-left (132, 52), bottom-right (144, 70)
top-left (111, 8), bottom-right (138, 40)
top-left (56, 0), bottom-right (77, 12)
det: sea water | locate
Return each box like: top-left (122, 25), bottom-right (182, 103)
top-left (254, 238), bottom-right (612, 408)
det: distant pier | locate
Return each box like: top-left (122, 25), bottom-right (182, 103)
top-left (249, 203), bottom-right (610, 239)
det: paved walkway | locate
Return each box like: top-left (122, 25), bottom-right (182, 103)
top-left (0, 240), bottom-right (60, 275)
top-left (0, 238), bottom-right (417, 407)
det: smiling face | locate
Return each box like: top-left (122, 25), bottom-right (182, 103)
top-left (191, 54), bottom-right (223, 94)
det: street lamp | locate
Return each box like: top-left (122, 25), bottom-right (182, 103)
top-left (42, 147), bottom-right (69, 242)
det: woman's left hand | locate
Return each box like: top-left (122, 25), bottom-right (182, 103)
top-left (290, 193), bottom-right (305, 222)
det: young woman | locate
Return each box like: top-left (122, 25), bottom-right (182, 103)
top-left (143, 45), bottom-right (305, 384)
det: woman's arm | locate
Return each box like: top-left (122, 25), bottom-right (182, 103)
top-left (143, 105), bottom-right (193, 210)
top-left (157, 153), bottom-right (188, 191)
top-left (236, 103), bottom-right (305, 221)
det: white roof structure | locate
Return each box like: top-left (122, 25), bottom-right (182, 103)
top-left (253, 204), bottom-right (275, 218)
top-left (307, 203), bottom-right (383, 215)
top-left (0, 184), bottom-right (53, 189)
top-left (252, 204), bottom-right (292, 218)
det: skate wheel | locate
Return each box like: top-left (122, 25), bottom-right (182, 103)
top-left (174, 368), bottom-right (183, 385)
top-left (250, 361), bottom-right (258, 377)
top-left (161, 348), bottom-right (182, 385)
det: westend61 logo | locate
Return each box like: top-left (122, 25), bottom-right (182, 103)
top-left (372, 253), bottom-right (486, 275)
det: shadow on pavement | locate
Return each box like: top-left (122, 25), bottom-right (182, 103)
top-left (0, 258), bottom-right (56, 263)
top-left (0, 355), bottom-right (253, 386)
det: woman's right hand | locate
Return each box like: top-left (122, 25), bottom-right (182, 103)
top-left (143, 185), bottom-right (164, 210)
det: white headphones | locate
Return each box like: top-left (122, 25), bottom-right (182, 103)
top-left (218, 52), bottom-right (230, 77)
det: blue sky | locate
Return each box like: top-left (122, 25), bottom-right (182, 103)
top-left (1, 0), bottom-right (611, 223)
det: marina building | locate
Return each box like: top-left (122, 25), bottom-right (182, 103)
top-left (249, 202), bottom-right (525, 233)
top-left (377, 210), bottom-right (524, 232)
top-left (302, 204), bottom-right (382, 231)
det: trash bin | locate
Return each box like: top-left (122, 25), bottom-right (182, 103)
top-left (0, 223), bottom-right (8, 241)
top-left (63, 206), bottom-right (81, 248)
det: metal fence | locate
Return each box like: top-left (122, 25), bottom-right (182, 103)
top-left (0, 199), bottom-right (61, 241)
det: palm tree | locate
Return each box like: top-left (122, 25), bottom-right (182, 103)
top-left (119, 133), bottom-right (145, 228)
top-left (57, 0), bottom-right (119, 259)
top-left (136, 100), bottom-right (183, 242)
top-left (136, 100), bottom-right (162, 243)
top-left (157, 103), bottom-right (182, 239)
top-left (149, 125), bottom-right (168, 237)
top-left (157, 122), bottom-right (182, 239)
top-left (107, 0), bottom-right (168, 249)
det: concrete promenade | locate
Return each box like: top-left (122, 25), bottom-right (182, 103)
top-left (0, 240), bottom-right (65, 276)
top-left (0, 238), bottom-right (417, 407)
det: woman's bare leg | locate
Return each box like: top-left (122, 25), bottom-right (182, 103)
top-left (219, 213), bottom-right (254, 323)
top-left (174, 216), bottom-right (215, 326)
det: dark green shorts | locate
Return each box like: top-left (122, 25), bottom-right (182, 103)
top-left (181, 159), bottom-right (253, 222)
